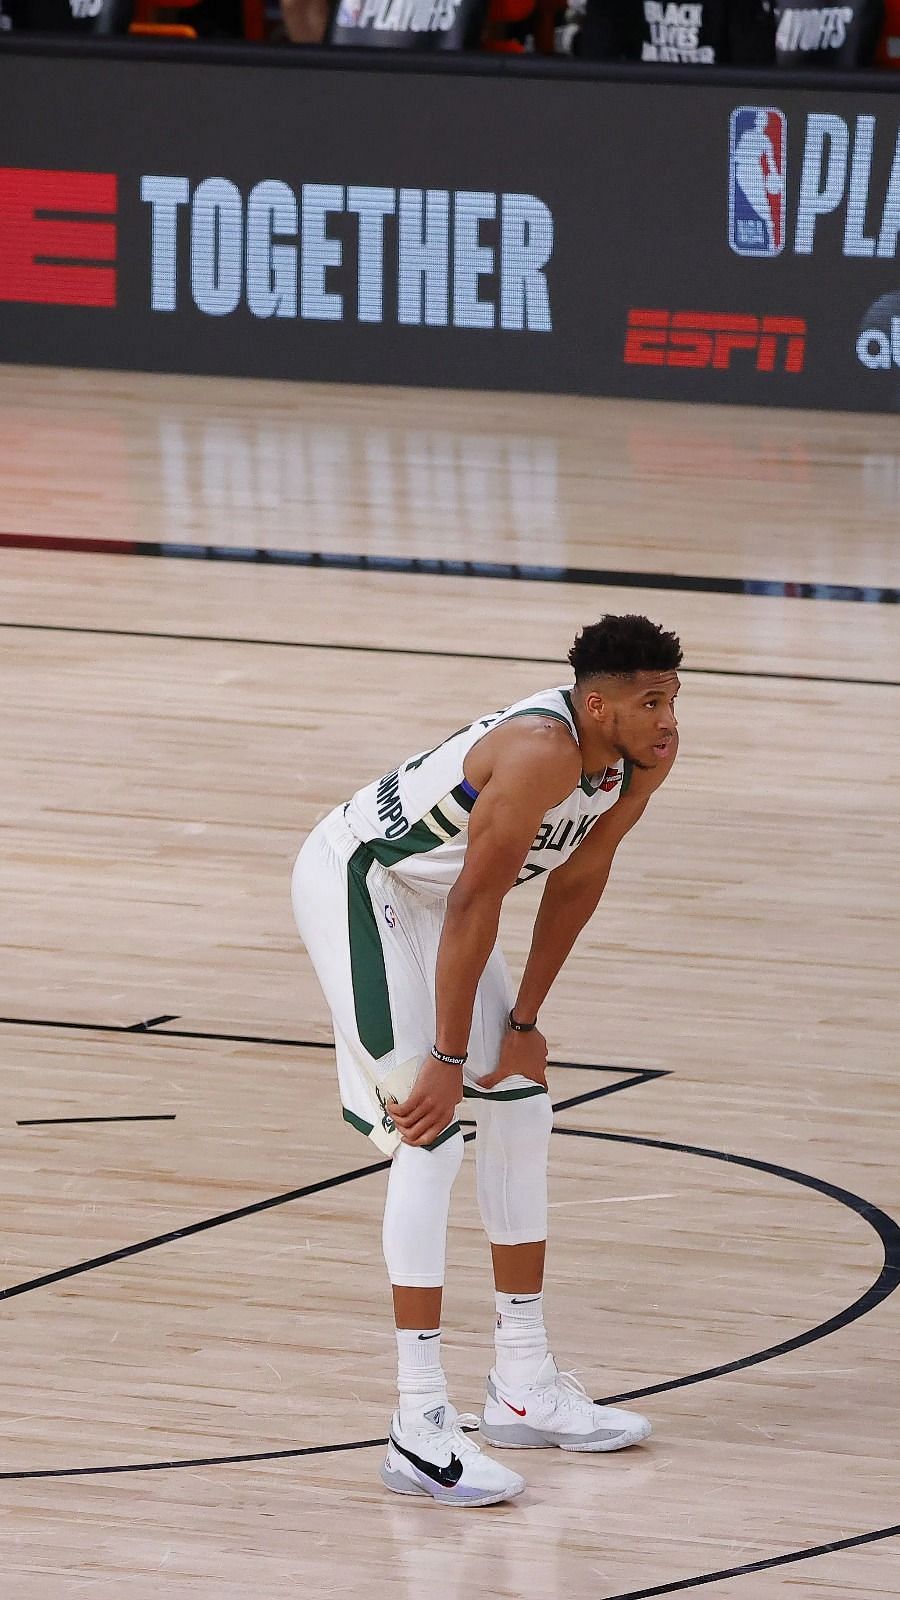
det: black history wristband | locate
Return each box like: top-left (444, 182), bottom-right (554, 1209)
top-left (431, 1046), bottom-right (467, 1066)
top-left (508, 1011), bottom-right (538, 1032)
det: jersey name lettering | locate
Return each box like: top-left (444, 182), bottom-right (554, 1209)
top-left (376, 770), bottom-right (410, 839)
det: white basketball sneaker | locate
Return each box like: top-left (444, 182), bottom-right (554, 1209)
top-left (481, 1354), bottom-right (652, 1452)
top-left (380, 1403), bottom-right (526, 1507)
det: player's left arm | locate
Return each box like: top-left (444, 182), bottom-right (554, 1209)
top-left (512, 734), bottom-right (679, 1030)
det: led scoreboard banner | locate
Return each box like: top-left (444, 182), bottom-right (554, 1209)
top-left (0, 42), bottom-right (899, 411)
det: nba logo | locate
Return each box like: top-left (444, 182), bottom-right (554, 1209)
top-left (729, 107), bottom-right (787, 258)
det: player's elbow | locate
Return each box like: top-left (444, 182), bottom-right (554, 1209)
top-left (446, 862), bottom-right (516, 923)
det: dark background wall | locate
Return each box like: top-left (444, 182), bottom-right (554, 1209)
top-left (1, 42), bottom-right (898, 410)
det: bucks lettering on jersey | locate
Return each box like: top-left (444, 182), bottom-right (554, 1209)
top-left (344, 686), bottom-right (632, 896)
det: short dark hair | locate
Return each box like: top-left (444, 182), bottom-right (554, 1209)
top-left (568, 615), bottom-right (683, 681)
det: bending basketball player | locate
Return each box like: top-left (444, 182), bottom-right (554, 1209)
top-left (292, 614), bottom-right (681, 1506)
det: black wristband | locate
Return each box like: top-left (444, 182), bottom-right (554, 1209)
top-left (431, 1046), bottom-right (467, 1066)
top-left (508, 1010), bottom-right (538, 1033)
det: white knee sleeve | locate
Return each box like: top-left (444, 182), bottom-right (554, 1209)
top-left (474, 1093), bottom-right (553, 1246)
top-left (382, 1131), bottom-right (465, 1288)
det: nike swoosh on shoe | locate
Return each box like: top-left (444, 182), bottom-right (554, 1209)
top-left (502, 1400), bottom-right (527, 1417)
top-left (390, 1433), bottom-right (464, 1487)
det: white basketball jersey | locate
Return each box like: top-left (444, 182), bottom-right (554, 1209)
top-left (343, 685), bottom-right (632, 897)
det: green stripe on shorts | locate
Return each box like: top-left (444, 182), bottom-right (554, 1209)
top-left (342, 1105), bottom-right (375, 1137)
top-left (426, 1120), bottom-right (461, 1149)
top-left (462, 1083), bottom-right (548, 1101)
top-left (347, 843), bottom-right (395, 1060)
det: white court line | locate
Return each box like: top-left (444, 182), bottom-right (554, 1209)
top-left (548, 1191), bottom-right (676, 1208)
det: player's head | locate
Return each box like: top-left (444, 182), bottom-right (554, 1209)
top-left (568, 615), bottom-right (682, 770)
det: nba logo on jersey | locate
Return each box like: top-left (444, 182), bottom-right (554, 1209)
top-left (728, 108), bottom-right (787, 258)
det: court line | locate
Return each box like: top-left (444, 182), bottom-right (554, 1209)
top-left (0, 1015), bottom-right (336, 1050)
top-left (603, 1522), bottom-right (900, 1599)
top-left (4, 1098), bottom-right (900, 1597)
top-left (0, 620), bottom-right (896, 690)
top-left (17, 1115), bottom-right (176, 1127)
top-left (1, 530), bottom-right (897, 604)
top-left (0, 1015), bottom-right (668, 1083)
top-left (0, 1436), bottom-right (391, 1482)
top-left (4, 1033), bottom-right (899, 1595)
top-left (0, 1155), bottom-right (392, 1305)
top-left (550, 1128), bottom-right (900, 1407)
top-left (2, 1113), bottom-right (897, 1473)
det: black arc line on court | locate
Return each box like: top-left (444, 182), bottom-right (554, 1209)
top-left (1, 620), bottom-right (897, 691)
top-left (0, 530), bottom-right (897, 605)
top-left (602, 1521), bottom-right (900, 1600)
top-left (548, 1128), bottom-right (900, 1405)
top-left (2, 1113), bottom-right (898, 1492)
top-left (4, 1104), bottom-right (900, 1600)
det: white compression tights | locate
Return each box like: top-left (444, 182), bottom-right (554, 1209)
top-left (472, 1092), bottom-right (554, 1246)
top-left (381, 1093), bottom-right (553, 1286)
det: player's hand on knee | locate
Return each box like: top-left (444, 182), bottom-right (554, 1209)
top-left (476, 1027), bottom-right (548, 1092)
top-left (391, 1054), bottom-right (463, 1147)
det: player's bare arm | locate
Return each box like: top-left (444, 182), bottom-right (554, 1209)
top-left (481, 725), bottom-right (680, 1093)
top-left (515, 733), bottom-right (678, 1021)
top-left (390, 720), bottom-right (580, 1147)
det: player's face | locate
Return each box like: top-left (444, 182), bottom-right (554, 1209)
top-left (608, 672), bottom-right (680, 770)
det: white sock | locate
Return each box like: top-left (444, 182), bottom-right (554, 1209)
top-left (395, 1327), bottom-right (448, 1430)
top-left (494, 1291), bottom-right (548, 1387)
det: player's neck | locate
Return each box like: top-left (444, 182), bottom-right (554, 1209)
top-left (569, 701), bottom-right (620, 775)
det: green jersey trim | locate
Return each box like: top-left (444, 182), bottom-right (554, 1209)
top-left (341, 1105), bottom-right (461, 1152)
top-left (505, 706), bottom-right (573, 731)
top-left (622, 759), bottom-right (634, 796)
top-left (347, 844), bottom-right (395, 1059)
top-left (450, 781), bottom-right (476, 814)
top-left (462, 1083), bottom-right (549, 1102)
top-left (366, 816), bottom-right (447, 867)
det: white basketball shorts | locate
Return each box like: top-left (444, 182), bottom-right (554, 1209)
top-left (291, 805), bottom-right (546, 1153)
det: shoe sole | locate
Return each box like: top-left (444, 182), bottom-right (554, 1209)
top-left (380, 1463), bottom-right (525, 1506)
top-left (481, 1423), bottom-right (651, 1453)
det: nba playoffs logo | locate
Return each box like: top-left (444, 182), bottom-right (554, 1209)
top-left (729, 108), bottom-right (787, 257)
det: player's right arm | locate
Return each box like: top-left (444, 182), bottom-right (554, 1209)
top-left (390, 721), bottom-right (579, 1148)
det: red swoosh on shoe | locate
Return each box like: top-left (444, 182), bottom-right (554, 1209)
top-left (502, 1399), bottom-right (527, 1416)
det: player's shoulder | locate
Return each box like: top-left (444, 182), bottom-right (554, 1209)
top-left (468, 711), bottom-right (581, 799)
top-left (489, 710), bottom-right (580, 770)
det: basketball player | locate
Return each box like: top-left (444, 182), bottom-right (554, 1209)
top-left (292, 614), bottom-right (681, 1506)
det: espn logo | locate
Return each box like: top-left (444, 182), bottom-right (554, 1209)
top-left (0, 167), bottom-right (117, 307)
top-left (624, 310), bottom-right (807, 373)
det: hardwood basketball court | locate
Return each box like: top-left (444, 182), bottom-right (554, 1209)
top-left (1, 362), bottom-right (898, 1598)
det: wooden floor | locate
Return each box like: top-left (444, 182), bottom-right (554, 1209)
top-left (1, 363), bottom-right (898, 1600)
